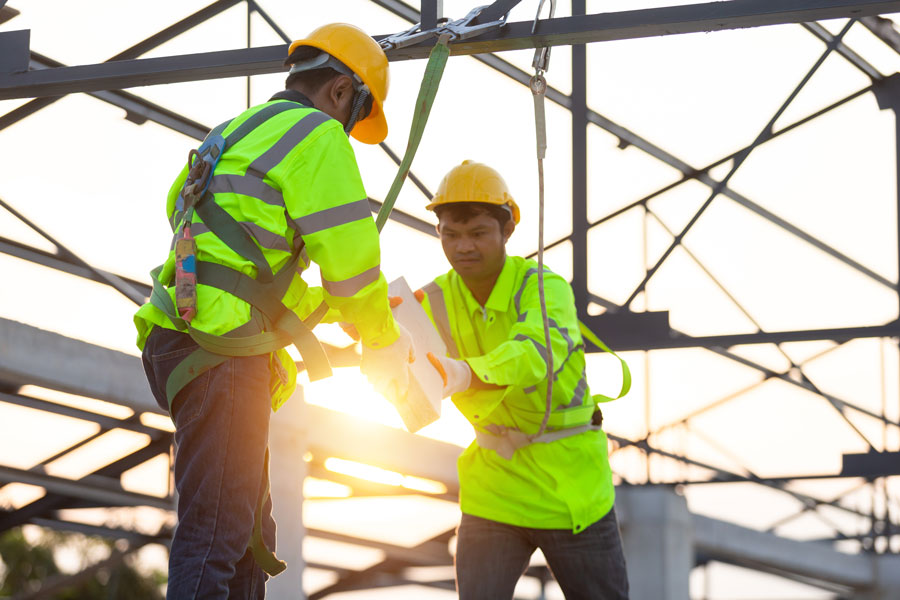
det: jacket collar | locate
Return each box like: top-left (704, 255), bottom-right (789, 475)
top-left (269, 89), bottom-right (316, 108)
top-left (458, 256), bottom-right (515, 316)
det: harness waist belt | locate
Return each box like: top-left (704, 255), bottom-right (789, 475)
top-left (475, 423), bottom-right (600, 460)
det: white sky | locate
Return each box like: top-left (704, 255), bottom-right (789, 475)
top-left (2, 1), bottom-right (900, 598)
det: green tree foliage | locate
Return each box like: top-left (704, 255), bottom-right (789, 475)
top-left (0, 527), bottom-right (164, 599)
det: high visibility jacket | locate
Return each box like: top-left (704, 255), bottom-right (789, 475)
top-left (135, 92), bottom-right (399, 393)
top-left (420, 256), bottom-right (614, 533)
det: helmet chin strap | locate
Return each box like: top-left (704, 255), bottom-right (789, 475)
top-left (344, 84), bottom-right (371, 136)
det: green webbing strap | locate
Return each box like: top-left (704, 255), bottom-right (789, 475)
top-left (193, 192), bottom-right (275, 283)
top-left (248, 448), bottom-right (287, 576)
top-left (578, 320), bottom-right (631, 403)
top-left (164, 348), bottom-right (229, 414)
top-left (374, 36), bottom-right (450, 232)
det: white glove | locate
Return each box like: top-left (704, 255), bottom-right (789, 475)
top-left (360, 324), bottom-right (415, 400)
top-left (427, 352), bottom-right (472, 397)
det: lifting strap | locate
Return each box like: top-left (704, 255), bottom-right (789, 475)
top-left (474, 2), bottom-right (631, 457)
top-left (374, 35), bottom-right (451, 232)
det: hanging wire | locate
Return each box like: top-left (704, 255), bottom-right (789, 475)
top-left (530, 0), bottom-right (555, 438)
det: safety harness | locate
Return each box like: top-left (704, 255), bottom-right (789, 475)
top-left (423, 273), bottom-right (631, 461)
top-left (150, 92), bottom-right (339, 576)
top-left (150, 94), bottom-right (334, 416)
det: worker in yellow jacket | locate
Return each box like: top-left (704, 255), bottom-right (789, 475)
top-left (420, 161), bottom-right (629, 599)
top-left (135, 23), bottom-right (411, 598)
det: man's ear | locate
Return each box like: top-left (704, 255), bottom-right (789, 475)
top-left (502, 219), bottom-right (515, 242)
top-left (435, 223), bottom-right (442, 237)
top-left (328, 75), bottom-right (354, 107)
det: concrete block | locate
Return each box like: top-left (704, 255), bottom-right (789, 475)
top-left (387, 277), bottom-right (447, 433)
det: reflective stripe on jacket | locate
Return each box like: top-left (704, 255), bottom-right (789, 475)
top-left (135, 95), bottom-right (399, 353)
top-left (419, 255), bottom-right (614, 533)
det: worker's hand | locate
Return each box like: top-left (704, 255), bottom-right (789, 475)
top-left (426, 352), bottom-right (472, 397)
top-left (360, 324), bottom-right (415, 401)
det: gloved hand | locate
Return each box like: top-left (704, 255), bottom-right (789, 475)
top-left (427, 352), bottom-right (472, 397)
top-left (341, 298), bottom-right (403, 342)
top-left (360, 324), bottom-right (415, 400)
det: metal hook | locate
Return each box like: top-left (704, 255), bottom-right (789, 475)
top-left (531, 0), bottom-right (556, 73)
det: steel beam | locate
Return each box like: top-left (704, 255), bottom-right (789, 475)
top-left (0, 464), bottom-right (173, 510)
top-left (583, 319), bottom-right (900, 351)
top-left (30, 516), bottom-right (171, 545)
top-left (692, 513), bottom-right (874, 590)
top-left (4, 0), bottom-right (900, 100)
top-left (0, 390), bottom-right (158, 436)
top-left (0, 318), bottom-right (461, 489)
top-left (0, 4), bottom-right (19, 26)
top-left (861, 14), bottom-right (900, 53)
top-left (0, 235), bottom-right (152, 297)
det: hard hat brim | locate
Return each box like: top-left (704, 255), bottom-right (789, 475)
top-left (351, 101), bottom-right (387, 144)
top-left (288, 34), bottom-right (388, 145)
top-left (425, 199), bottom-right (520, 225)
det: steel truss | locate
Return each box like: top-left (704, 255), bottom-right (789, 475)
top-left (3, 0), bottom-right (900, 597)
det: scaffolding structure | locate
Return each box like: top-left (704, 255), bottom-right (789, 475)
top-left (3, 0), bottom-right (900, 597)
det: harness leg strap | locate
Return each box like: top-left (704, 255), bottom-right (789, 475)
top-left (249, 448), bottom-right (287, 576)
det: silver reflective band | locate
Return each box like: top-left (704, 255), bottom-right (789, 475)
top-left (517, 312), bottom-right (576, 353)
top-left (515, 333), bottom-right (548, 366)
top-left (424, 281), bottom-right (460, 359)
top-left (322, 264), bottom-right (380, 297)
top-left (475, 423), bottom-right (601, 460)
top-left (247, 111), bottom-right (332, 176)
top-left (190, 222), bottom-right (291, 253)
top-left (514, 267), bottom-right (551, 313)
top-left (563, 374), bottom-right (589, 409)
top-left (293, 199), bottom-right (371, 236)
top-left (522, 340), bottom-right (583, 395)
top-left (208, 174), bottom-right (284, 207)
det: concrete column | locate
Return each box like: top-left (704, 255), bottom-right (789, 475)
top-left (266, 388), bottom-right (308, 599)
top-left (615, 485), bottom-right (692, 600)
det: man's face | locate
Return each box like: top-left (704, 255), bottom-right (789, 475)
top-left (438, 210), bottom-right (512, 279)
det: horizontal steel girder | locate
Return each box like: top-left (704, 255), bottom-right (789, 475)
top-left (582, 316), bottom-right (900, 352)
top-left (0, 464), bottom-right (174, 510)
top-left (2, 0), bottom-right (900, 99)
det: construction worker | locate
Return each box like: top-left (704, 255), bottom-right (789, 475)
top-left (135, 23), bottom-right (412, 598)
top-left (419, 161), bottom-right (629, 599)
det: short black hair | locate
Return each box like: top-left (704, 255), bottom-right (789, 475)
top-left (284, 46), bottom-right (341, 92)
top-left (434, 202), bottom-right (512, 230)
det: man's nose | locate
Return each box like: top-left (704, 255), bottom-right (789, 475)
top-left (457, 236), bottom-right (476, 252)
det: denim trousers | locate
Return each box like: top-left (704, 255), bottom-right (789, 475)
top-left (455, 509), bottom-right (629, 600)
top-left (143, 327), bottom-right (277, 599)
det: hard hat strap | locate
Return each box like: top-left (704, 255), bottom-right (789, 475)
top-left (344, 85), bottom-right (371, 136)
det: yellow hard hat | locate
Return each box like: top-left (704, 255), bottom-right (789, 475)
top-left (426, 160), bottom-right (520, 224)
top-left (288, 23), bottom-right (389, 145)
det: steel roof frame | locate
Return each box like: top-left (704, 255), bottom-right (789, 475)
top-left (3, 0), bottom-right (900, 596)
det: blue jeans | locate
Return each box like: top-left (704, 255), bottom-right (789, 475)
top-left (143, 327), bottom-right (277, 599)
top-left (455, 509), bottom-right (629, 600)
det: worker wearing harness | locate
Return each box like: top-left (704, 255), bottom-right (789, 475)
top-left (420, 161), bottom-right (629, 599)
top-left (135, 23), bottom-right (412, 598)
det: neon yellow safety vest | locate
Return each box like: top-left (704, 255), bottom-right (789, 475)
top-left (419, 256), bottom-right (615, 533)
top-left (134, 93), bottom-right (399, 410)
